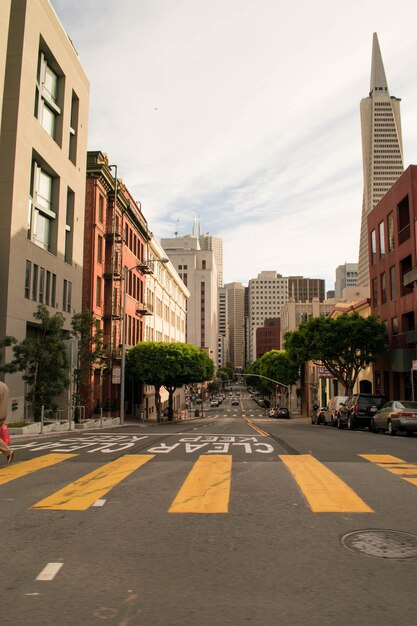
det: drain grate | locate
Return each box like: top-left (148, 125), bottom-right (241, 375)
top-left (342, 529), bottom-right (417, 559)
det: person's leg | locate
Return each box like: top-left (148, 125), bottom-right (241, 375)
top-left (0, 438), bottom-right (14, 464)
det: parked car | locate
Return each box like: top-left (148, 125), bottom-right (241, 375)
top-left (370, 400), bottom-right (417, 436)
top-left (337, 393), bottom-right (387, 430)
top-left (323, 395), bottom-right (348, 427)
top-left (210, 398), bottom-right (219, 407)
top-left (231, 398), bottom-right (239, 406)
top-left (312, 406), bottom-right (326, 425)
top-left (270, 406), bottom-right (290, 419)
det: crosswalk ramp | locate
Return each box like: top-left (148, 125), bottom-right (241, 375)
top-left (1, 453), bottom-right (417, 514)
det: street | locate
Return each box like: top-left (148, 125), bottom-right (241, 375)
top-left (2, 391), bottom-right (417, 625)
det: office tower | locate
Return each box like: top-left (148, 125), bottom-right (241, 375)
top-left (357, 33), bottom-right (404, 287)
top-left (335, 263), bottom-right (358, 299)
top-left (0, 0), bottom-right (89, 417)
top-left (224, 282), bottom-right (245, 369)
top-left (161, 235), bottom-right (219, 363)
top-left (218, 287), bottom-right (229, 368)
top-left (199, 233), bottom-right (223, 288)
top-left (288, 276), bottom-right (325, 302)
top-left (248, 271), bottom-right (288, 363)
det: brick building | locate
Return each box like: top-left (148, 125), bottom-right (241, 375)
top-left (83, 151), bottom-right (150, 415)
top-left (368, 165), bottom-right (417, 399)
top-left (256, 318), bottom-right (281, 359)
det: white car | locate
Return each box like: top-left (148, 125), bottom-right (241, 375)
top-left (210, 399), bottom-right (219, 407)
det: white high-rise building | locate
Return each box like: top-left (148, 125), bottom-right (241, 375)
top-left (357, 33), bottom-right (404, 287)
top-left (248, 271), bottom-right (288, 364)
top-left (335, 263), bottom-right (358, 299)
top-left (160, 235), bottom-right (218, 363)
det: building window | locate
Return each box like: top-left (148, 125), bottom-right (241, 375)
top-left (96, 276), bottom-right (102, 307)
top-left (51, 273), bottom-right (56, 308)
top-left (65, 188), bottom-right (74, 264)
top-left (392, 317), bottom-right (398, 335)
top-left (32, 264), bottom-right (38, 301)
top-left (97, 235), bottom-right (103, 264)
top-left (380, 272), bottom-right (387, 304)
top-left (45, 271), bottom-right (51, 306)
top-left (400, 255), bottom-right (413, 296)
top-left (63, 279), bottom-right (72, 313)
top-left (388, 212), bottom-right (394, 252)
top-left (202, 260), bottom-right (206, 269)
top-left (370, 230), bottom-right (377, 265)
top-left (372, 277), bottom-right (378, 307)
top-left (68, 90), bottom-right (79, 165)
top-left (28, 161), bottom-right (57, 253)
top-left (39, 268), bottom-right (45, 304)
top-left (34, 51), bottom-right (62, 143)
top-left (98, 195), bottom-right (104, 223)
top-left (389, 266), bottom-right (396, 300)
top-left (379, 221), bottom-right (385, 258)
top-left (397, 196), bottom-right (410, 245)
top-left (25, 261), bottom-right (31, 299)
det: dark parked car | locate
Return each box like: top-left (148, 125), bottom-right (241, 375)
top-left (270, 406), bottom-right (290, 419)
top-left (338, 393), bottom-right (387, 430)
top-left (231, 398), bottom-right (239, 406)
top-left (370, 400), bottom-right (417, 436)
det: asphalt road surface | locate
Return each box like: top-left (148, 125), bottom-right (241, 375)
top-left (2, 390), bottom-right (417, 625)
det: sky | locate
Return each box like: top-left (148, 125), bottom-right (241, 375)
top-left (50, 0), bottom-right (417, 292)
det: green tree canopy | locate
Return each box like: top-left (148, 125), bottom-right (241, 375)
top-left (0, 305), bottom-right (69, 420)
top-left (284, 312), bottom-right (388, 395)
top-left (127, 342), bottom-right (214, 421)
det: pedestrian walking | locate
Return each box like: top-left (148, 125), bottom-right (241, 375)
top-left (0, 381), bottom-right (14, 465)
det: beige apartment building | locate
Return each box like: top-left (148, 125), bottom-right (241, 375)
top-left (0, 0), bottom-right (89, 417)
top-left (140, 235), bottom-right (189, 419)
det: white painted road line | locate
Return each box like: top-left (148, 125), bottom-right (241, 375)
top-left (36, 562), bottom-right (63, 581)
top-left (93, 499), bottom-right (107, 507)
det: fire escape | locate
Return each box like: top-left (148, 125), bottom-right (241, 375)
top-left (104, 187), bottom-right (123, 357)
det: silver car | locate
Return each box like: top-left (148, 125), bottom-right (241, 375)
top-left (370, 401), bottom-right (417, 436)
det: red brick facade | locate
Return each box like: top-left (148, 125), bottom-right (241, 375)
top-left (368, 165), bottom-right (417, 400)
top-left (82, 151), bottom-right (150, 415)
top-left (256, 318), bottom-right (281, 359)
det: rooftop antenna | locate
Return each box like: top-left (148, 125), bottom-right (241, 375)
top-left (174, 218), bottom-right (179, 237)
top-left (198, 215), bottom-right (201, 238)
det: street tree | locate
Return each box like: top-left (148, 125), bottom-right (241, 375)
top-left (258, 350), bottom-right (300, 401)
top-left (127, 342), bottom-right (214, 421)
top-left (71, 310), bottom-right (109, 413)
top-left (284, 312), bottom-right (388, 395)
top-left (0, 305), bottom-right (69, 420)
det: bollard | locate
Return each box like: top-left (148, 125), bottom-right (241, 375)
top-left (41, 405), bottom-right (44, 434)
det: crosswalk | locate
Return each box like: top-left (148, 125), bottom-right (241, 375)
top-left (1, 453), bottom-right (417, 514)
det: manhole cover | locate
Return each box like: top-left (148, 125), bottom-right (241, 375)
top-left (342, 530), bottom-right (417, 559)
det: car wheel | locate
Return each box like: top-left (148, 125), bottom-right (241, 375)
top-left (337, 416), bottom-right (343, 429)
top-left (347, 415), bottom-right (356, 430)
top-left (405, 431), bottom-right (414, 437)
top-left (387, 420), bottom-right (397, 436)
top-left (370, 418), bottom-right (378, 433)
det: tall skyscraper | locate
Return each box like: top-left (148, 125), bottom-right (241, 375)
top-left (161, 235), bottom-right (219, 363)
top-left (199, 233), bottom-right (223, 288)
top-left (334, 263), bottom-right (358, 299)
top-left (224, 282), bottom-right (245, 369)
top-left (357, 33), bottom-right (404, 287)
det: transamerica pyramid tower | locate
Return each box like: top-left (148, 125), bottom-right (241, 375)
top-left (357, 33), bottom-right (404, 287)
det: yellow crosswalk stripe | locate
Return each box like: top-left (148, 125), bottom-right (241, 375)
top-left (280, 454), bottom-right (373, 513)
top-left (32, 454), bottom-right (154, 511)
top-left (0, 453), bottom-right (77, 486)
top-left (360, 454), bottom-right (417, 486)
top-left (169, 455), bottom-right (232, 514)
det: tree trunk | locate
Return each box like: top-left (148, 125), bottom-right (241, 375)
top-left (155, 385), bottom-right (161, 423)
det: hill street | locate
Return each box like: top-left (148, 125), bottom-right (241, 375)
top-left (2, 392), bottom-right (417, 625)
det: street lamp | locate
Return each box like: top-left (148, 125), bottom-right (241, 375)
top-left (120, 257), bottom-right (169, 425)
